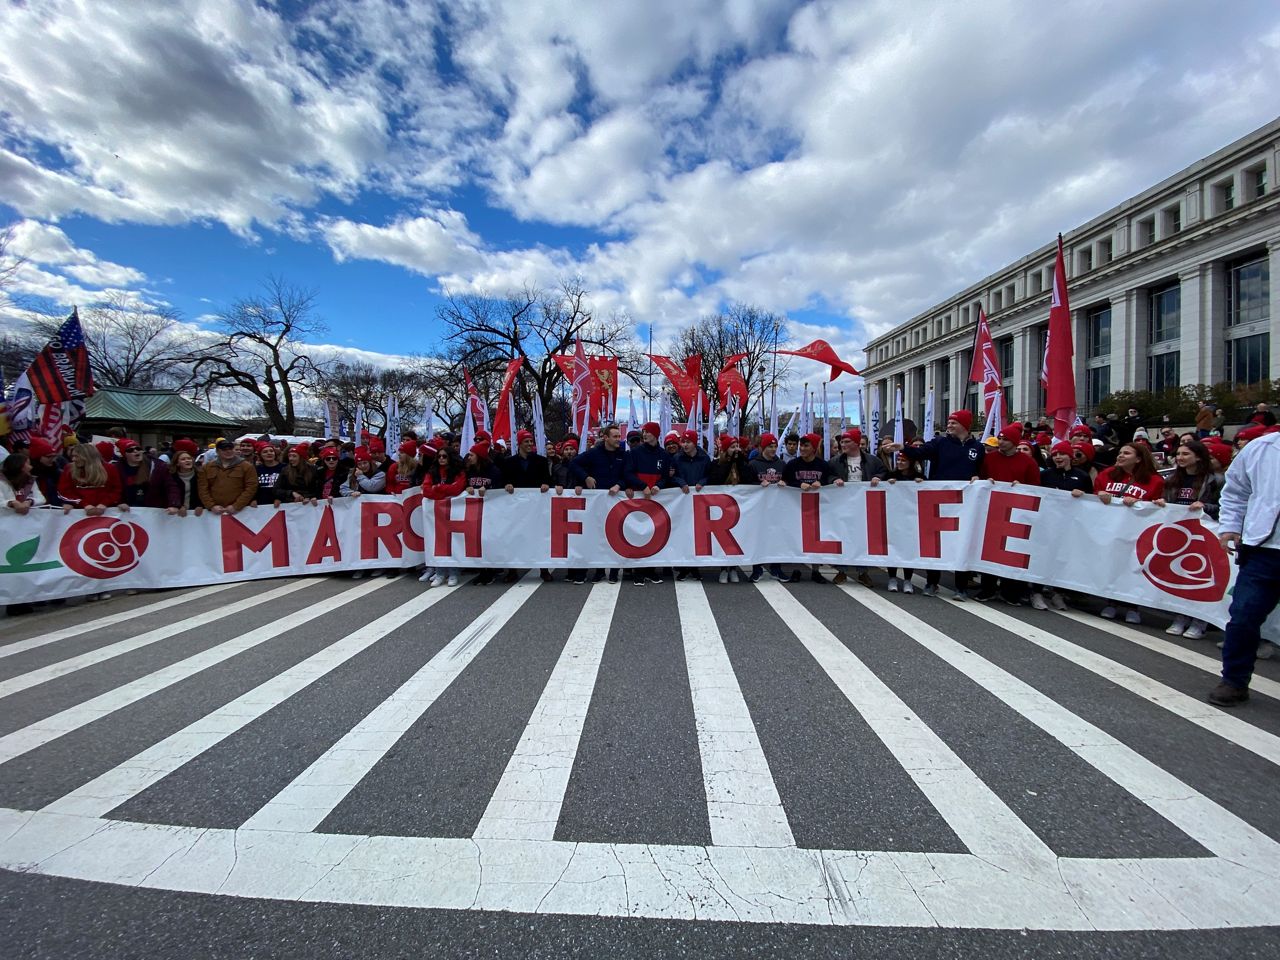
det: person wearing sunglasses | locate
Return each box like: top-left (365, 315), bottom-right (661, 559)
top-left (309, 445), bottom-right (352, 500)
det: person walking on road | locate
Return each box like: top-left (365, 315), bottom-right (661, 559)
top-left (1208, 429), bottom-right (1280, 707)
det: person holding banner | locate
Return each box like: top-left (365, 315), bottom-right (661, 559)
top-left (570, 424), bottom-right (626, 584)
top-left (2, 452), bottom-right (46, 513)
top-left (386, 440), bottom-right (423, 494)
top-left (892, 410), bottom-right (983, 599)
top-left (883, 449), bottom-right (925, 592)
top-left (165, 446), bottom-right (204, 516)
top-left (422, 447), bottom-right (467, 587)
top-left (782, 433), bottom-right (844, 584)
top-left (117, 438), bottom-right (170, 510)
top-left (501, 430), bottom-right (553, 584)
top-left (197, 438), bottom-right (258, 516)
top-left (1093, 443), bottom-right (1165, 624)
top-left (58, 442), bottom-right (123, 515)
top-left (341, 447), bottom-right (387, 497)
top-left (707, 435), bottom-right (754, 583)
top-left (623, 422), bottom-right (673, 585)
top-left (252, 441), bottom-right (285, 506)
top-left (831, 428), bottom-right (887, 587)
top-left (310, 445), bottom-right (351, 500)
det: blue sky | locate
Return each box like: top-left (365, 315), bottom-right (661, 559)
top-left (2, 0), bottom-right (1279, 378)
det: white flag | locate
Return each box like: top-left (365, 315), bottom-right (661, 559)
top-left (507, 390), bottom-right (517, 446)
top-left (980, 391), bottom-right (1002, 443)
top-left (460, 394), bottom-right (476, 455)
top-left (893, 387), bottom-right (905, 446)
top-left (531, 392), bottom-right (547, 456)
top-left (354, 403), bottom-right (364, 444)
top-left (869, 388), bottom-right (881, 453)
top-left (923, 388), bottom-right (935, 439)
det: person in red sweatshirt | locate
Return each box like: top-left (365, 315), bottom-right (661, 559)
top-left (973, 423), bottom-right (1040, 603)
top-left (1092, 442), bottom-right (1165, 625)
top-left (57, 442), bottom-right (123, 514)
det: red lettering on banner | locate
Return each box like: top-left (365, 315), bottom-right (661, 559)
top-left (981, 490), bottom-right (1040, 569)
top-left (800, 496), bottom-right (842, 554)
top-left (434, 497), bottom-right (483, 558)
top-left (306, 505), bottom-right (343, 565)
top-left (917, 488), bottom-right (963, 558)
top-left (865, 489), bottom-right (888, 556)
top-left (551, 496), bottom-right (586, 559)
top-left (221, 511), bottom-right (290, 573)
top-left (400, 492), bottom-right (425, 552)
top-left (604, 499), bottom-right (671, 559)
top-left (361, 501), bottom-right (403, 560)
top-left (692, 494), bottom-right (743, 556)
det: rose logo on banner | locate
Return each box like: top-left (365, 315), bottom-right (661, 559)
top-left (1135, 518), bottom-right (1229, 602)
top-left (59, 517), bottom-right (150, 580)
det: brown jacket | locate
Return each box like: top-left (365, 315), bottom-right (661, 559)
top-left (197, 457), bottom-right (258, 510)
top-left (1195, 407), bottom-right (1214, 431)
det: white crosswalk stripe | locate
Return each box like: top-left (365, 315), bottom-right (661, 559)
top-left (2, 575), bottom-right (1279, 931)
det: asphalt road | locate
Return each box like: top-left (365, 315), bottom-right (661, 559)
top-left (2, 569), bottom-right (1279, 959)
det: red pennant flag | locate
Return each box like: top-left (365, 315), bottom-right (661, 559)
top-left (463, 368), bottom-right (488, 431)
top-left (589, 356), bottom-right (618, 424)
top-left (647, 354), bottom-right (708, 414)
top-left (1041, 235), bottom-right (1077, 442)
top-left (968, 307), bottom-right (1004, 427)
top-left (490, 357), bottom-right (526, 443)
top-left (716, 352), bottom-right (749, 410)
top-left (775, 339), bottom-right (859, 381)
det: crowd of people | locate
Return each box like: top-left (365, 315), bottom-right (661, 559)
top-left (2, 401), bottom-right (1277, 707)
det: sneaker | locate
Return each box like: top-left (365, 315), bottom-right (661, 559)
top-left (1216, 639), bottom-right (1225, 650)
top-left (887, 577), bottom-right (899, 592)
top-left (729, 569), bottom-right (740, 583)
top-left (1100, 606), bottom-right (1118, 620)
top-left (902, 581), bottom-right (915, 595)
top-left (810, 570), bottom-right (830, 584)
top-left (719, 570), bottom-right (729, 584)
top-left (647, 573), bottom-right (665, 584)
top-left (430, 574), bottom-right (446, 587)
top-left (788, 571), bottom-right (804, 583)
top-left (675, 571), bottom-right (688, 582)
top-left (446, 573), bottom-right (458, 587)
top-left (833, 571), bottom-right (848, 585)
top-left (475, 572), bottom-right (494, 586)
top-left (1183, 621), bottom-right (1207, 641)
top-left (1165, 615), bottom-right (1189, 636)
top-left (1124, 610), bottom-right (1141, 625)
top-left (1258, 641), bottom-right (1276, 660)
top-left (591, 571), bottom-right (605, 583)
top-left (1207, 682), bottom-right (1248, 707)
top-left (1049, 593), bottom-right (1068, 611)
top-left (503, 570), bottom-right (519, 584)
top-left (749, 570), bottom-right (762, 583)
top-left (1002, 594), bottom-right (1024, 607)
top-left (974, 591), bottom-right (997, 603)
top-left (607, 570), bottom-right (618, 584)
top-left (352, 570), bottom-right (366, 580)
top-left (1030, 593), bottom-right (1049, 611)
top-left (540, 570), bottom-right (553, 583)
top-left (571, 574), bottom-right (587, 585)
top-left (950, 589), bottom-right (967, 602)
top-left (857, 572), bottom-right (875, 588)
top-left (418, 569), bottom-right (436, 583)
top-left (922, 584), bottom-right (938, 598)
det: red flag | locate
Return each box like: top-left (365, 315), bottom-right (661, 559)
top-left (716, 352), bottom-right (749, 410)
top-left (463, 368), bottom-right (488, 431)
top-left (968, 307), bottom-right (1004, 427)
top-left (589, 355), bottom-right (618, 424)
top-left (646, 354), bottom-right (708, 414)
top-left (490, 357), bottom-right (526, 443)
top-left (775, 339), bottom-right (859, 380)
top-left (1041, 235), bottom-right (1077, 442)
top-left (569, 338), bottom-right (593, 436)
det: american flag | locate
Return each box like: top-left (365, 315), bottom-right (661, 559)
top-left (9, 308), bottom-right (95, 442)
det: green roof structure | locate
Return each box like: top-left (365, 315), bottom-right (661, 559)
top-left (82, 387), bottom-right (241, 429)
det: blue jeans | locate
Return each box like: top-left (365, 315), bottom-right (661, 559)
top-left (1221, 545), bottom-right (1280, 689)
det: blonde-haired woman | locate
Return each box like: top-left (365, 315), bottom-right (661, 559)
top-left (57, 443), bottom-right (122, 516)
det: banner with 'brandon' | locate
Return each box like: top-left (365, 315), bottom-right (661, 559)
top-left (0, 483), bottom-right (1250, 628)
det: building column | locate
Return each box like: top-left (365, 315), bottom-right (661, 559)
top-left (1270, 240), bottom-right (1280, 380)
top-left (950, 350), bottom-right (968, 414)
top-left (1178, 266), bottom-right (1207, 387)
top-left (1012, 327), bottom-right (1034, 420)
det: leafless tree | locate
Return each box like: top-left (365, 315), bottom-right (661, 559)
top-left (663, 302), bottom-right (792, 422)
top-left (192, 276), bottom-right (325, 434)
top-left (0, 224), bottom-right (25, 305)
top-left (313, 359), bottom-right (438, 437)
top-left (437, 278), bottom-right (645, 428)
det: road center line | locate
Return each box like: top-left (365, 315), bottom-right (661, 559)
top-left (472, 581), bottom-right (620, 841)
top-left (41, 584), bottom-right (459, 819)
top-left (0, 578), bottom-right (393, 767)
top-left (676, 580), bottom-right (794, 849)
top-left (241, 580), bottom-right (542, 834)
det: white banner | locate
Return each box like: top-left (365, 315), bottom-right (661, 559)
top-left (2, 485), bottom-right (1267, 634)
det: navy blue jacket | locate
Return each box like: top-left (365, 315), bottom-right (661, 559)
top-left (672, 449), bottom-right (712, 487)
top-left (902, 435), bottom-right (984, 481)
top-left (570, 445), bottom-right (628, 488)
top-left (624, 443), bottom-right (672, 489)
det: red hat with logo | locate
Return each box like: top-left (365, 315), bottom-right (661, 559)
top-left (642, 421), bottom-right (660, 438)
top-left (1069, 425), bottom-right (1093, 440)
top-left (842, 428), bottom-right (862, 445)
top-left (94, 441), bottom-right (116, 460)
top-left (681, 430), bottom-right (699, 444)
top-left (474, 429), bottom-right (491, 443)
top-left (353, 446), bottom-right (373, 463)
top-left (116, 437), bottom-right (141, 454)
top-left (320, 445), bottom-right (341, 459)
top-left (948, 409), bottom-right (974, 432)
top-left (1050, 441), bottom-right (1074, 457)
top-left (1236, 425), bottom-right (1268, 444)
top-left (717, 434), bottom-right (737, 452)
top-left (291, 443), bottom-right (312, 460)
top-left (398, 439), bottom-right (418, 456)
top-left (1034, 431), bottom-right (1052, 447)
top-left (172, 438), bottom-right (199, 457)
top-left (28, 437), bottom-right (57, 459)
top-left (664, 431), bottom-right (680, 445)
top-left (801, 432), bottom-right (821, 449)
top-left (470, 440), bottom-right (491, 459)
top-left (999, 423), bottom-right (1023, 444)
top-left (759, 432), bottom-right (777, 447)
top-left (1071, 441), bottom-right (1095, 462)
top-left (419, 441), bottom-right (439, 459)
top-left (516, 429), bottom-right (534, 444)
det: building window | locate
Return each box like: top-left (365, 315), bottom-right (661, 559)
top-left (1248, 165), bottom-right (1267, 200)
top-left (1029, 271), bottom-right (1042, 295)
top-left (1097, 237), bottom-right (1113, 265)
top-left (992, 290), bottom-right (1003, 311)
top-left (1226, 255), bottom-right (1270, 327)
top-left (1162, 204), bottom-right (1181, 235)
top-left (1148, 351), bottom-right (1180, 392)
top-left (1077, 247), bottom-right (1093, 273)
top-left (1005, 283), bottom-right (1015, 306)
top-left (1148, 282), bottom-right (1180, 344)
top-left (1138, 217), bottom-right (1157, 247)
top-left (1216, 178), bottom-right (1235, 213)
top-left (1087, 366), bottom-right (1110, 408)
top-left (939, 357), bottom-right (951, 402)
top-left (1226, 333), bottom-right (1270, 387)
top-left (1086, 304), bottom-right (1112, 359)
